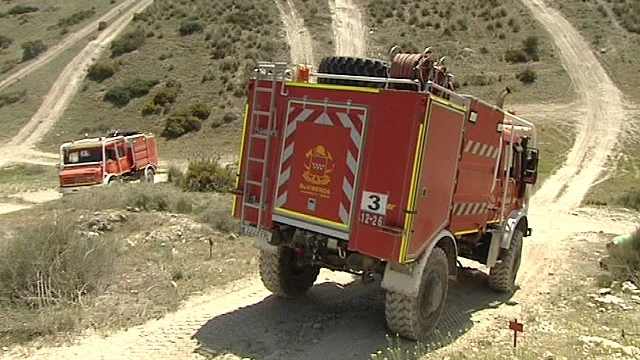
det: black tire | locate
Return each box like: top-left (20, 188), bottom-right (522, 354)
top-left (259, 247), bottom-right (320, 298)
top-left (317, 56), bottom-right (389, 88)
top-left (385, 247), bottom-right (449, 340)
top-left (488, 230), bottom-right (523, 293)
top-left (143, 168), bottom-right (155, 183)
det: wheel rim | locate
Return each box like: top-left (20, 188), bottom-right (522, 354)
top-left (420, 272), bottom-right (444, 318)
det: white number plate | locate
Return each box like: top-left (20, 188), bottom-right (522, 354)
top-left (360, 191), bottom-right (388, 215)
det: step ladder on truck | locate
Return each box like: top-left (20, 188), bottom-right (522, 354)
top-left (231, 50), bottom-right (539, 340)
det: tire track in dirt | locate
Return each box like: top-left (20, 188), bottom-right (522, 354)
top-left (0, 0), bottom-right (138, 93)
top-left (274, 0), bottom-right (315, 67)
top-left (328, 0), bottom-right (367, 57)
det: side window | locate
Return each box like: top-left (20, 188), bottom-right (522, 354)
top-left (117, 146), bottom-right (125, 158)
top-left (106, 148), bottom-right (117, 160)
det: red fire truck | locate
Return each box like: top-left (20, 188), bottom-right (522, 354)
top-left (58, 131), bottom-right (158, 192)
top-left (232, 51), bottom-right (539, 340)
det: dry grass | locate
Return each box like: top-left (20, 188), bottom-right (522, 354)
top-left (0, 183), bottom-right (257, 345)
top-left (0, 163), bottom-right (58, 196)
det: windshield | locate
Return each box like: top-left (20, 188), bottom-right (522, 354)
top-left (63, 147), bottom-right (103, 165)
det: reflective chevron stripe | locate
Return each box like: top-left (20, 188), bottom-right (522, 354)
top-left (452, 202), bottom-right (491, 216)
top-left (463, 139), bottom-right (500, 159)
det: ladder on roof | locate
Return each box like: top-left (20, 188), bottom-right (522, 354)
top-left (240, 62), bottom-right (289, 231)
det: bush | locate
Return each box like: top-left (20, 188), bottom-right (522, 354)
top-left (183, 157), bottom-right (234, 192)
top-left (153, 87), bottom-right (177, 105)
top-left (161, 115), bottom-right (202, 139)
top-left (522, 36), bottom-right (540, 61)
top-left (87, 60), bottom-right (118, 82)
top-left (0, 215), bottom-right (119, 308)
top-left (178, 21), bottom-right (204, 36)
top-left (0, 90), bottom-right (26, 108)
top-left (603, 228), bottom-right (640, 284)
top-left (21, 40), bottom-right (47, 62)
top-left (141, 101), bottom-right (163, 115)
top-left (0, 35), bottom-right (12, 49)
top-left (516, 68), bottom-right (537, 84)
top-left (504, 48), bottom-right (528, 63)
top-left (58, 8), bottom-right (96, 27)
top-left (98, 21), bottom-right (108, 31)
top-left (188, 101), bottom-right (211, 120)
top-left (7, 5), bottom-right (39, 15)
top-left (110, 28), bottom-right (146, 57)
top-left (103, 78), bottom-right (158, 106)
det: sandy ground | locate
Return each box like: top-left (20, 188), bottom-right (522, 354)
top-left (274, 0), bottom-right (315, 67)
top-left (329, 0), bottom-right (367, 57)
top-left (0, 0), bottom-right (637, 358)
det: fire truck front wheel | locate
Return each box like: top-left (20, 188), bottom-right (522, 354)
top-left (143, 168), bottom-right (155, 183)
top-left (259, 246), bottom-right (320, 298)
top-left (488, 230), bottom-right (523, 293)
top-left (385, 247), bottom-right (449, 340)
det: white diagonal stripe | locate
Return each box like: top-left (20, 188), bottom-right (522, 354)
top-left (277, 167), bottom-right (291, 187)
top-left (337, 112), bottom-right (354, 129)
top-left (282, 143), bottom-right (294, 162)
top-left (464, 203), bottom-right (474, 216)
top-left (492, 147), bottom-right (500, 159)
top-left (342, 177), bottom-right (353, 199)
top-left (346, 151), bottom-right (357, 176)
top-left (485, 146), bottom-right (494, 158)
top-left (339, 203), bottom-right (349, 224)
top-left (471, 142), bottom-right (481, 155)
top-left (480, 203), bottom-right (488, 214)
top-left (452, 203), bottom-right (459, 214)
top-left (472, 203), bottom-right (481, 215)
top-left (276, 191), bottom-right (288, 207)
top-left (464, 140), bottom-right (474, 153)
top-left (478, 144), bottom-right (488, 157)
top-left (456, 203), bottom-right (466, 216)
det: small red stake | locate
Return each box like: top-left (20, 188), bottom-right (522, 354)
top-left (509, 319), bottom-right (524, 347)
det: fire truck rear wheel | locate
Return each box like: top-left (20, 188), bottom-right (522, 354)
top-left (259, 246), bottom-right (320, 298)
top-left (317, 56), bottom-right (389, 88)
top-left (385, 247), bottom-right (449, 340)
top-left (488, 229), bottom-right (523, 293)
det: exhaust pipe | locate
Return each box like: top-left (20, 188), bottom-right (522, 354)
top-left (497, 87), bottom-right (511, 109)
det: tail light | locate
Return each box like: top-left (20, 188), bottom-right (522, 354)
top-left (296, 65), bottom-right (310, 83)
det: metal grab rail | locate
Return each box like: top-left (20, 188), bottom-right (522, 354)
top-left (308, 72), bottom-right (422, 91)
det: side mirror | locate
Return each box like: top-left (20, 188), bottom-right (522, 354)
top-left (523, 148), bottom-right (539, 184)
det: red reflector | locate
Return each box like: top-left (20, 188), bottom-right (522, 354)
top-left (297, 65), bottom-right (310, 82)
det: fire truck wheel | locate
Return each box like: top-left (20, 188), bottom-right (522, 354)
top-left (317, 56), bottom-right (389, 88)
top-left (385, 247), bottom-right (449, 340)
top-left (143, 168), bottom-right (155, 183)
top-left (488, 229), bottom-right (523, 293)
top-left (259, 246), bottom-right (320, 298)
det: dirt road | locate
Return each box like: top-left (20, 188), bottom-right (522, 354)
top-left (274, 0), bottom-right (315, 67)
top-left (0, 0), bottom-right (138, 93)
top-left (329, 0), bottom-right (367, 57)
top-left (0, 0), bottom-right (635, 359)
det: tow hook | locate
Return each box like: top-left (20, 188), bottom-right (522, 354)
top-left (526, 227), bottom-right (533, 237)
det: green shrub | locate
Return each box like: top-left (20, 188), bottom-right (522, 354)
top-left (7, 5), bottom-right (39, 15)
top-left (0, 35), bottom-right (12, 49)
top-left (87, 60), bottom-right (119, 82)
top-left (141, 101), bottom-right (163, 116)
top-left (161, 115), bottom-right (202, 139)
top-left (178, 21), bottom-right (204, 36)
top-left (0, 90), bottom-right (27, 108)
top-left (0, 215), bottom-right (119, 308)
top-left (183, 157), bottom-right (234, 192)
top-left (167, 163), bottom-right (185, 186)
top-left (0, 58), bottom-right (18, 74)
top-left (110, 28), bottom-right (146, 57)
top-left (58, 8), bottom-right (96, 27)
top-left (522, 36), bottom-right (540, 61)
top-left (153, 87), bottom-right (177, 105)
top-left (603, 228), bottom-right (640, 284)
top-left (98, 21), bottom-right (108, 31)
top-left (188, 101), bottom-right (211, 120)
top-left (516, 68), bottom-right (537, 84)
top-left (223, 113), bottom-right (236, 123)
top-left (21, 40), bottom-right (47, 62)
top-left (103, 78), bottom-right (158, 106)
top-left (504, 48), bottom-right (527, 63)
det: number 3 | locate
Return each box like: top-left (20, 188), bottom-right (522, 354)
top-left (367, 195), bottom-right (381, 211)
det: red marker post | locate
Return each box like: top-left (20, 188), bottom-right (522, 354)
top-left (509, 319), bottom-right (524, 347)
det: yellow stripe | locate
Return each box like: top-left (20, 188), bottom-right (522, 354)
top-left (399, 121), bottom-right (427, 263)
top-left (430, 93), bottom-right (467, 113)
top-left (232, 103), bottom-right (250, 216)
top-left (275, 207), bottom-right (349, 230)
top-left (287, 81), bottom-right (381, 93)
top-left (454, 229), bottom-right (481, 236)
